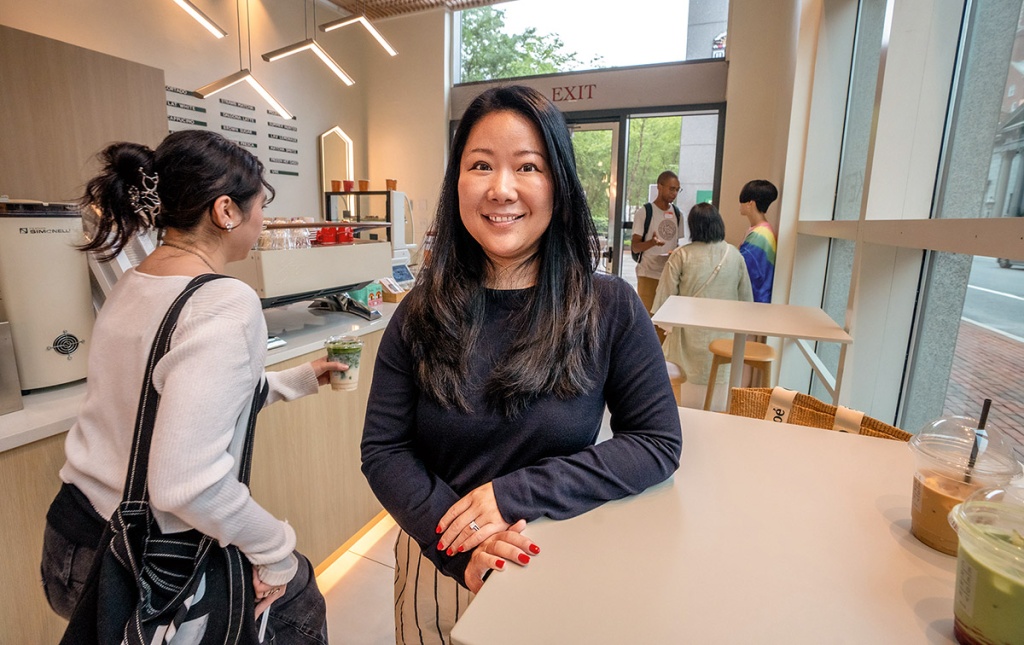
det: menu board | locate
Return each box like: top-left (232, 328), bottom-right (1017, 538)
top-left (165, 85), bottom-right (300, 178)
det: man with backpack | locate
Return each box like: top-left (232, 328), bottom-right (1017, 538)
top-left (631, 170), bottom-right (683, 336)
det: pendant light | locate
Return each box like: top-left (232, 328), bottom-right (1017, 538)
top-left (318, 1), bottom-right (397, 58)
top-left (262, 0), bottom-right (355, 86)
top-left (194, 0), bottom-right (293, 119)
top-left (171, 0), bottom-right (227, 39)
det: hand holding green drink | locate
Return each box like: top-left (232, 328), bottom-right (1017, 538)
top-left (324, 336), bottom-right (363, 391)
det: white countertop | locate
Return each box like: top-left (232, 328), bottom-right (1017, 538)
top-left (0, 301), bottom-right (397, 453)
top-left (451, 408), bottom-right (957, 644)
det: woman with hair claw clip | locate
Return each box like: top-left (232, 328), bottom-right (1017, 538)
top-left (42, 129), bottom-right (338, 643)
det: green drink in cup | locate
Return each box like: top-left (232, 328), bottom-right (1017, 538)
top-left (948, 487), bottom-right (1024, 645)
top-left (324, 335), bottom-right (363, 391)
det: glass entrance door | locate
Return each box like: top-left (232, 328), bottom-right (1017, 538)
top-left (569, 121), bottom-right (620, 275)
top-left (567, 109), bottom-right (722, 288)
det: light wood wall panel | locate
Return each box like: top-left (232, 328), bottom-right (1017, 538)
top-left (0, 433), bottom-right (70, 642)
top-left (0, 25), bottom-right (166, 201)
top-left (251, 330), bottom-right (384, 565)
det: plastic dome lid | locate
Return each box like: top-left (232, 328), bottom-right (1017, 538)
top-left (949, 487), bottom-right (1024, 563)
top-left (908, 415), bottom-right (1022, 480)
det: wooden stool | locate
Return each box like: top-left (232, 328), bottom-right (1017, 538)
top-left (665, 361), bottom-right (684, 406)
top-left (703, 339), bottom-right (776, 411)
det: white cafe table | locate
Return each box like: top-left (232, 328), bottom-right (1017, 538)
top-left (450, 408), bottom-right (957, 645)
top-left (652, 296), bottom-right (853, 405)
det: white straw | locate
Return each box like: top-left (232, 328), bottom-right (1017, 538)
top-left (258, 608), bottom-right (269, 642)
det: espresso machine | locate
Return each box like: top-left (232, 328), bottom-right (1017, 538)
top-left (0, 200), bottom-right (94, 391)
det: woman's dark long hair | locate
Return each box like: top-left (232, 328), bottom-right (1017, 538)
top-left (404, 85), bottom-right (601, 417)
top-left (79, 130), bottom-right (274, 261)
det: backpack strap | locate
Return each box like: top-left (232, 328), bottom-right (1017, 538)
top-left (632, 203), bottom-right (657, 263)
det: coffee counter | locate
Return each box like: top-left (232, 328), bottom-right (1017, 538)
top-left (0, 301), bottom-right (397, 453)
top-left (0, 301), bottom-right (396, 643)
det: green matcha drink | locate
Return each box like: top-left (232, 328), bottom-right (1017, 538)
top-left (324, 336), bottom-right (363, 391)
top-left (950, 491), bottom-right (1024, 645)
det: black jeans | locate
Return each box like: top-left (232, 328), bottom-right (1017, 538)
top-left (41, 484), bottom-right (329, 643)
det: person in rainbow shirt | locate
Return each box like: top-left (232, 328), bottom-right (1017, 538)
top-left (738, 180), bottom-right (779, 303)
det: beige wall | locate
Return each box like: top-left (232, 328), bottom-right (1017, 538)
top-left (0, 0), bottom-right (368, 219)
top-left (719, 0), bottom-right (801, 250)
top-left (0, 26), bottom-right (168, 200)
top-left (366, 9), bottom-right (452, 245)
top-left (0, 0), bottom-right (453, 247)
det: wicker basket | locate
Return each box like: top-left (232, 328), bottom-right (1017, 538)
top-left (728, 387), bottom-right (912, 442)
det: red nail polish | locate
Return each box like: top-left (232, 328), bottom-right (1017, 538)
top-left (495, 559), bottom-right (505, 569)
top-left (437, 541), bottom-right (444, 550)
top-left (447, 548), bottom-right (454, 556)
top-left (457, 546), bottom-right (464, 553)
top-left (518, 554), bottom-right (531, 564)
top-left (435, 525), bottom-right (442, 534)
top-left (529, 544), bottom-right (540, 554)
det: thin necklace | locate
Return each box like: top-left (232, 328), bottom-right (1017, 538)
top-left (160, 241), bottom-right (218, 273)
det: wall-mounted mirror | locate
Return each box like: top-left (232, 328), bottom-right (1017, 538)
top-left (319, 126), bottom-right (354, 219)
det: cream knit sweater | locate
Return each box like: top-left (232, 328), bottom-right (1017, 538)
top-left (60, 269), bottom-right (319, 585)
top-left (652, 241), bottom-right (753, 385)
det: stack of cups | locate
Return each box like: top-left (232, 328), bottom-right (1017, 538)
top-left (908, 415), bottom-right (1021, 555)
top-left (948, 487), bottom-right (1024, 645)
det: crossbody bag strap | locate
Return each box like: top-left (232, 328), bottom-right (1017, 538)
top-left (122, 274), bottom-right (229, 502)
top-left (691, 245), bottom-right (731, 298)
top-left (238, 378), bottom-right (269, 486)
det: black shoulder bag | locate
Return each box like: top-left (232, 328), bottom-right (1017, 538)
top-left (61, 274), bottom-right (269, 644)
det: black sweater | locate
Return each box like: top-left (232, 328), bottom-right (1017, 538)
top-left (361, 273), bottom-right (683, 583)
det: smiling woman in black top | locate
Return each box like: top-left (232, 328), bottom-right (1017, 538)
top-left (360, 85), bottom-right (683, 644)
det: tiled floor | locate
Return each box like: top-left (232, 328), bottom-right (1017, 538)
top-left (318, 515), bottom-right (399, 644)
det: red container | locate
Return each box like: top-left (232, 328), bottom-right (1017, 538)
top-left (316, 227), bottom-right (338, 245)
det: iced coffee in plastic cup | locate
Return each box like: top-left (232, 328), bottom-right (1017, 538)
top-left (324, 335), bottom-right (363, 391)
top-left (948, 487), bottom-right (1024, 645)
top-left (909, 416), bottom-right (1021, 555)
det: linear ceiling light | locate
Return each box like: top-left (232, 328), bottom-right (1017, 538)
top-left (319, 15), bottom-right (398, 57)
top-left (171, 0), bottom-right (227, 38)
top-left (194, 69), bottom-right (294, 120)
top-left (262, 38), bottom-right (355, 85)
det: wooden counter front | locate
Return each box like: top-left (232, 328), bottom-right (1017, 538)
top-left (251, 331), bottom-right (385, 565)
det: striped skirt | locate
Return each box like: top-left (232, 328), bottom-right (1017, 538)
top-left (394, 530), bottom-right (475, 644)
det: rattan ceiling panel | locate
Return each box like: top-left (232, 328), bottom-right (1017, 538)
top-left (326, 0), bottom-right (510, 21)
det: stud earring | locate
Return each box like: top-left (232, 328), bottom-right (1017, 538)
top-left (226, 222), bottom-right (233, 231)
